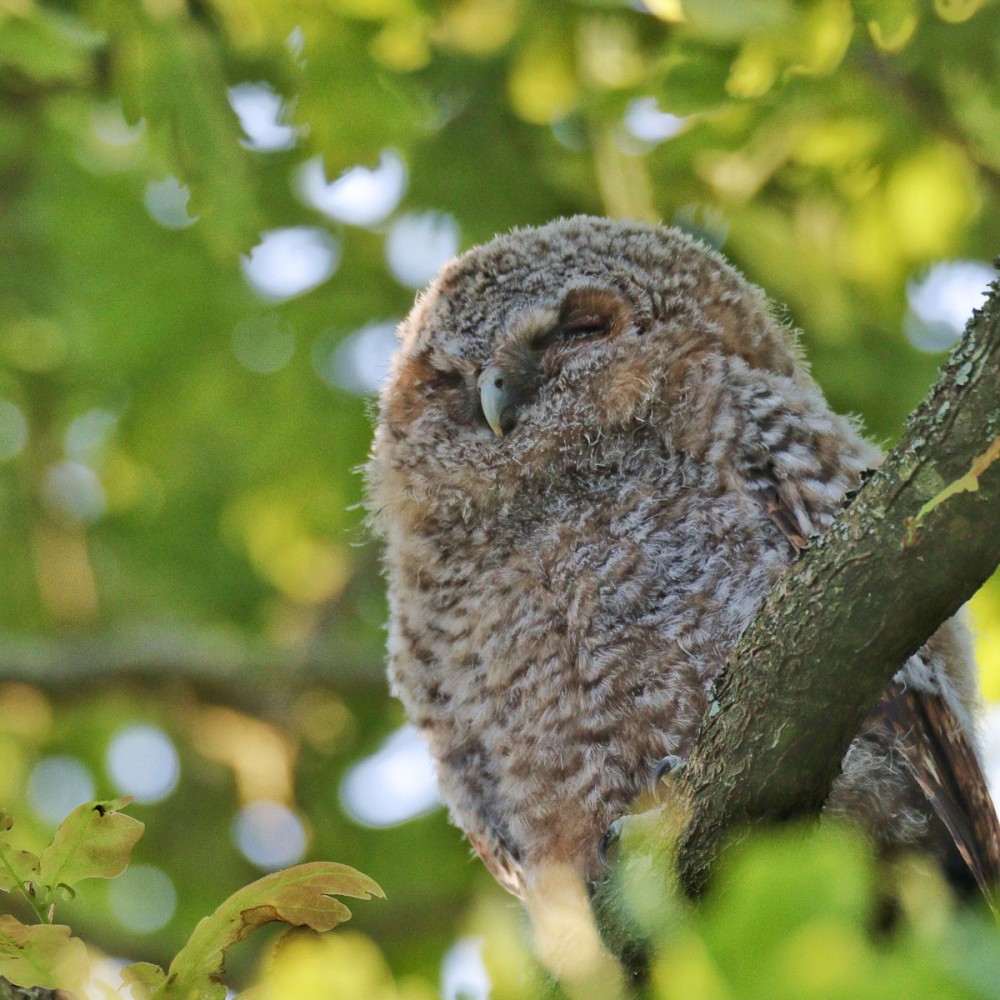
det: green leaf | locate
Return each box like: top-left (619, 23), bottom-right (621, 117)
top-left (107, 8), bottom-right (261, 256)
top-left (682, 0), bottom-right (796, 41)
top-left (121, 961), bottom-right (168, 1000)
top-left (38, 797), bottom-right (144, 890)
top-left (0, 810), bottom-right (41, 895)
top-left (157, 862), bottom-right (383, 1000)
top-left (854, 0), bottom-right (919, 49)
top-left (0, 843), bottom-right (41, 893)
top-left (0, 915), bottom-right (89, 993)
top-left (0, 8), bottom-right (98, 84)
top-left (656, 47), bottom-right (734, 114)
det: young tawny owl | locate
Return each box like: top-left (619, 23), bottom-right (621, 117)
top-left (365, 217), bottom-right (1000, 911)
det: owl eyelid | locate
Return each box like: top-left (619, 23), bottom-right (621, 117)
top-left (529, 317), bottom-right (608, 350)
top-left (559, 315), bottom-right (608, 339)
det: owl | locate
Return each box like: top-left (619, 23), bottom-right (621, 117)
top-left (365, 217), bottom-right (1000, 923)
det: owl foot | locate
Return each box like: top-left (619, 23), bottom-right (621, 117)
top-left (599, 817), bottom-right (626, 868)
top-left (653, 754), bottom-right (686, 790)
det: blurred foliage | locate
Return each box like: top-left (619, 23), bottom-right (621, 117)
top-left (647, 826), bottom-right (1000, 1000)
top-left (1, 0), bottom-right (1000, 994)
top-left (0, 797), bottom-right (382, 998)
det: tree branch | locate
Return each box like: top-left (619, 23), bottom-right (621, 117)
top-left (0, 626), bottom-right (382, 721)
top-left (673, 272), bottom-right (1000, 899)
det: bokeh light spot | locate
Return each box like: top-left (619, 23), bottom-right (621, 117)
top-left (80, 102), bottom-right (146, 173)
top-left (294, 688), bottom-right (357, 753)
top-left (0, 684), bottom-right (53, 740)
top-left (0, 400), bottom-right (28, 461)
top-left (42, 461), bottom-right (106, 523)
top-left (624, 96), bottom-right (685, 144)
top-left (312, 321), bottom-right (399, 395)
top-left (65, 408), bottom-right (117, 463)
top-left (442, 937), bottom-right (491, 1000)
top-left (286, 26), bottom-right (305, 61)
top-left (28, 756), bottom-right (95, 826)
top-left (295, 151), bottom-right (406, 227)
top-left (385, 211), bottom-right (459, 289)
top-left (2, 317), bottom-right (66, 372)
top-left (233, 800), bottom-right (307, 870)
top-left (193, 706), bottom-right (296, 802)
top-left (551, 114), bottom-right (589, 152)
top-left (232, 315), bottom-right (296, 374)
top-left (144, 177), bottom-right (198, 230)
top-left (90, 102), bottom-right (145, 147)
top-left (340, 725), bottom-right (440, 828)
top-left (905, 260), bottom-right (996, 352)
top-left (228, 82), bottom-right (298, 152)
top-left (108, 864), bottom-right (177, 933)
top-left (106, 724), bottom-right (180, 804)
top-left (242, 228), bottom-right (340, 301)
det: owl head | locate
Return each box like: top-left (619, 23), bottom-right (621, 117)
top-left (366, 216), bottom-right (810, 534)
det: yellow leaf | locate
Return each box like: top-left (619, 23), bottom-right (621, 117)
top-left (0, 840), bottom-right (40, 892)
top-left (865, 0), bottom-right (919, 50)
top-left (121, 961), bottom-right (167, 1000)
top-left (887, 144), bottom-right (978, 258)
top-left (371, 21), bottom-right (430, 71)
top-left (256, 931), bottom-right (398, 1000)
top-left (432, 0), bottom-right (518, 55)
top-left (160, 862), bottom-right (383, 1000)
top-left (38, 798), bottom-right (144, 890)
top-left (790, 0), bottom-right (853, 75)
top-left (0, 916), bottom-right (88, 993)
top-left (776, 920), bottom-right (872, 993)
top-left (727, 40), bottom-right (778, 98)
top-left (970, 577), bottom-right (1000, 702)
top-left (644, 0), bottom-right (685, 22)
top-left (508, 33), bottom-right (578, 125)
top-left (653, 931), bottom-right (730, 1000)
top-left (934, 0), bottom-right (983, 22)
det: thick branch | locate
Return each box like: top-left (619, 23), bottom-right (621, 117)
top-left (674, 276), bottom-right (1000, 898)
top-left (0, 627), bottom-right (381, 720)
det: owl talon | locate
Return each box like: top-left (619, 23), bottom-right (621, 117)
top-left (598, 817), bottom-right (625, 868)
top-left (653, 755), bottom-right (686, 787)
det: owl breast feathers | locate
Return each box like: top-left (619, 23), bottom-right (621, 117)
top-left (366, 216), bottom-right (999, 900)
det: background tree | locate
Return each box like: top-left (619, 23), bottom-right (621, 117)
top-left (1, 0), bottom-right (1000, 996)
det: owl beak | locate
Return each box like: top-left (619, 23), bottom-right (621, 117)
top-left (478, 363), bottom-right (517, 437)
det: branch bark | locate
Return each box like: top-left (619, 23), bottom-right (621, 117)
top-left (673, 272), bottom-right (1000, 899)
top-left (0, 626), bottom-right (383, 722)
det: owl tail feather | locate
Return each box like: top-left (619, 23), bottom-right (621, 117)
top-left (871, 681), bottom-right (1000, 911)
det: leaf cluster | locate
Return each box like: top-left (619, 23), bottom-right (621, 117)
top-left (0, 798), bottom-right (143, 992)
top-left (0, 801), bottom-right (382, 999)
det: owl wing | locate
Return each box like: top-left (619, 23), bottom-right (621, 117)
top-left (753, 483), bottom-right (1000, 905)
top-left (752, 483), bottom-right (810, 551)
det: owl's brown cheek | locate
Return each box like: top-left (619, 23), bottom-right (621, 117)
top-left (383, 388), bottom-right (423, 434)
top-left (383, 353), bottom-right (478, 434)
top-left (382, 354), bottom-right (437, 431)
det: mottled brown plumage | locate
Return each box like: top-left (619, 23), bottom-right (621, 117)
top-left (365, 216), bottom-right (999, 907)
